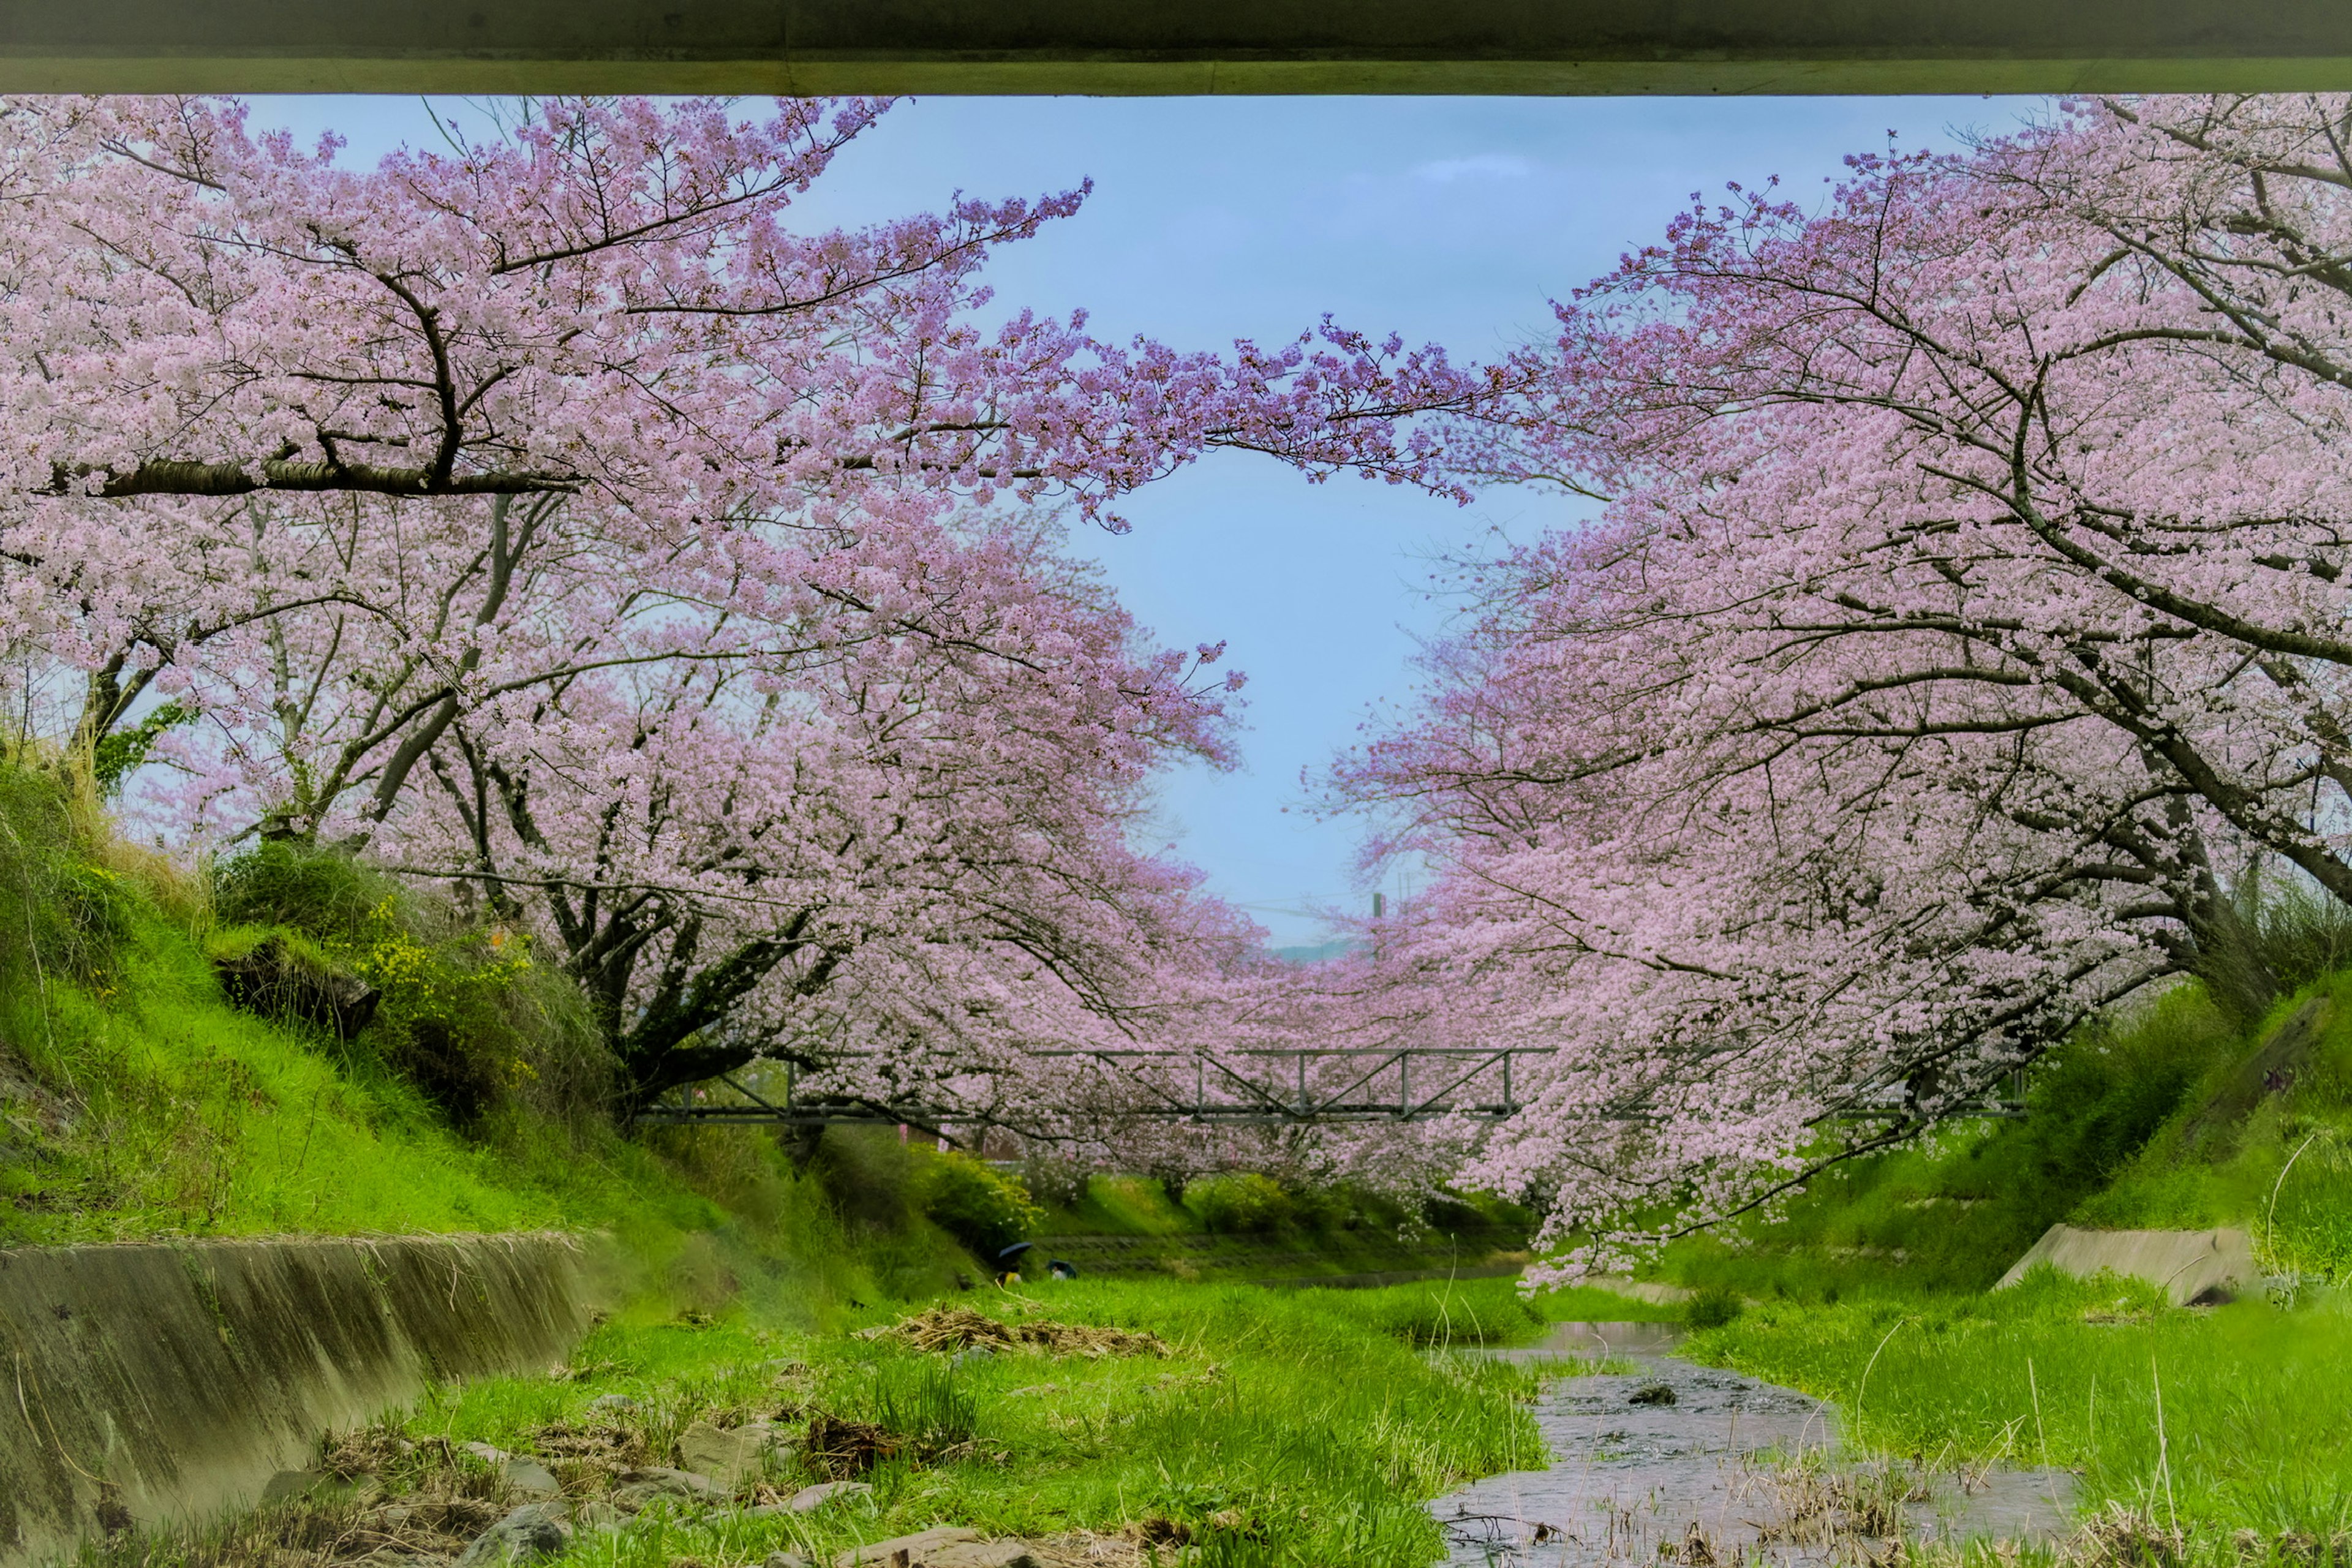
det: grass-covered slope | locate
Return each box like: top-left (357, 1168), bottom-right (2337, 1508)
top-left (1027, 1172), bottom-right (1532, 1285)
top-left (0, 769), bottom-right (993, 1318)
top-left (1634, 970), bottom-right (2352, 1552)
top-left (1654, 972), bottom-right (2352, 1302)
top-left (2075, 980), bottom-right (2352, 1280)
top-left (1684, 1275), bottom-right (2352, 1542)
top-left (1607, 940), bottom-right (2352, 1555)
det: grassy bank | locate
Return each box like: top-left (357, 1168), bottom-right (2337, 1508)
top-left (0, 771), bottom-right (1015, 1318)
top-left (1649, 969), bottom-right (2352, 1303)
top-left (1640, 962), bottom-right (2352, 1557)
top-left (1685, 1275), bottom-right (2352, 1545)
top-left (97, 1278), bottom-right (1592, 1568)
top-left (1025, 1172), bottom-right (1532, 1287)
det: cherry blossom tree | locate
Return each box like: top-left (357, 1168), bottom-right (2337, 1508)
top-left (0, 92), bottom-right (1491, 1110)
top-left (1342, 94), bottom-right (2352, 1273)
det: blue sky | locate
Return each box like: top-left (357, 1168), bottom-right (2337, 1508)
top-left (247, 94), bottom-right (2034, 944)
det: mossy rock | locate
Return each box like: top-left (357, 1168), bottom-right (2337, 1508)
top-left (213, 932), bottom-right (380, 1040)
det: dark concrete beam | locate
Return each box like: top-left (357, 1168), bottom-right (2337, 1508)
top-left (0, 0), bottom-right (2348, 96)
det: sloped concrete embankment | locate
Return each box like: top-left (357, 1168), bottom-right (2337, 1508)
top-left (1994, 1224), bottom-right (2258, 1305)
top-left (0, 1232), bottom-right (606, 1567)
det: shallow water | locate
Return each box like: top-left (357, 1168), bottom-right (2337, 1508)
top-left (1434, 1328), bottom-right (2076, 1566)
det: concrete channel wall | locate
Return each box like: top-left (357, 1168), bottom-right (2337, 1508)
top-left (0, 1232), bottom-right (605, 1567)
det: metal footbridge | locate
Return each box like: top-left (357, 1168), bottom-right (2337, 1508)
top-left (628, 1044), bottom-right (1556, 1135)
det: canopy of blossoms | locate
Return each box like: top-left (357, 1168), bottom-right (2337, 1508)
top-left (1331, 94), bottom-right (2352, 1272)
top-left (0, 93), bottom-right (1489, 1115)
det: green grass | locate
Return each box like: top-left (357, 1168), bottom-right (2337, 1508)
top-left (2073, 975), bottom-right (2352, 1281)
top-left (1686, 1272), bottom-right (2352, 1542)
top-left (1028, 1174), bottom-right (1536, 1291)
top-left (1038, 1174), bottom-right (1199, 1237)
top-left (365, 1278), bottom-right (1568, 1568)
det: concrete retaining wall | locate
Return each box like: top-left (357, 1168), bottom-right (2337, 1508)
top-left (1994, 1224), bottom-right (2259, 1305)
top-left (0, 1232), bottom-right (603, 1566)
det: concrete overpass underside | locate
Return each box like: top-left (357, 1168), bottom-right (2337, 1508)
top-left (0, 1), bottom-right (2348, 96)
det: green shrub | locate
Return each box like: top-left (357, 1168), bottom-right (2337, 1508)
top-left (211, 840), bottom-right (612, 1127)
top-left (1184, 1172), bottom-right (1293, 1234)
top-left (0, 767), bottom-right (136, 992)
top-left (1685, 1283), bottom-right (1744, 1329)
top-left (212, 838), bottom-right (390, 939)
top-left (917, 1149), bottom-right (1043, 1259)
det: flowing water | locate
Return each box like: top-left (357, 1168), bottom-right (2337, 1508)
top-left (1434, 1324), bottom-right (2077, 1566)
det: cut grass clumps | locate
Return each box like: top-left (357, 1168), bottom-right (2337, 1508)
top-left (861, 1303), bottom-right (1172, 1359)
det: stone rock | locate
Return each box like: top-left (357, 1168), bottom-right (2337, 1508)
top-left (763, 1555), bottom-right (813, 1568)
top-left (792, 1480), bottom-right (874, 1513)
top-left (676, 1418), bottom-right (778, 1487)
top-left (584, 1392), bottom-right (639, 1415)
top-left (462, 1441), bottom-right (514, 1465)
top-left (834, 1526), bottom-right (981, 1567)
top-left (500, 1457), bottom-right (562, 1496)
top-left (453, 1503), bottom-right (569, 1567)
top-left (213, 933), bottom-right (380, 1039)
top-left (929, 1545), bottom-right (1042, 1568)
top-left (1995, 1223), bottom-right (2259, 1306)
top-left (612, 1466), bottom-right (722, 1510)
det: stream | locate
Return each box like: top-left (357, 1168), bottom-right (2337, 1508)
top-left (1433, 1324), bottom-right (2079, 1567)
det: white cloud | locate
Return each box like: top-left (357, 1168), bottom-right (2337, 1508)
top-left (1410, 153), bottom-right (1539, 184)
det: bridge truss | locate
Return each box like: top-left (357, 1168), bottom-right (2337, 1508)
top-left (627, 1044), bottom-right (1557, 1136)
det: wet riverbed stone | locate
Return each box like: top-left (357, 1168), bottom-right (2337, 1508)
top-left (834, 1526), bottom-right (981, 1566)
top-left (611, 1465), bottom-right (723, 1509)
top-left (748, 1480), bottom-right (875, 1517)
top-left (677, 1417), bottom-right (779, 1487)
top-left (1629, 1381), bottom-right (1678, 1406)
top-left (453, 1503), bottom-right (568, 1567)
top-left (500, 1457), bottom-right (562, 1496)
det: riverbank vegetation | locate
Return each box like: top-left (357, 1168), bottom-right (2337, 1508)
top-left (1686, 1277), bottom-right (2352, 1546)
top-left (1645, 965), bottom-right (2352, 1557)
top-left (1646, 965), bottom-right (2352, 1303)
top-left (85, 1279), bottom-right (1586, 1568)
